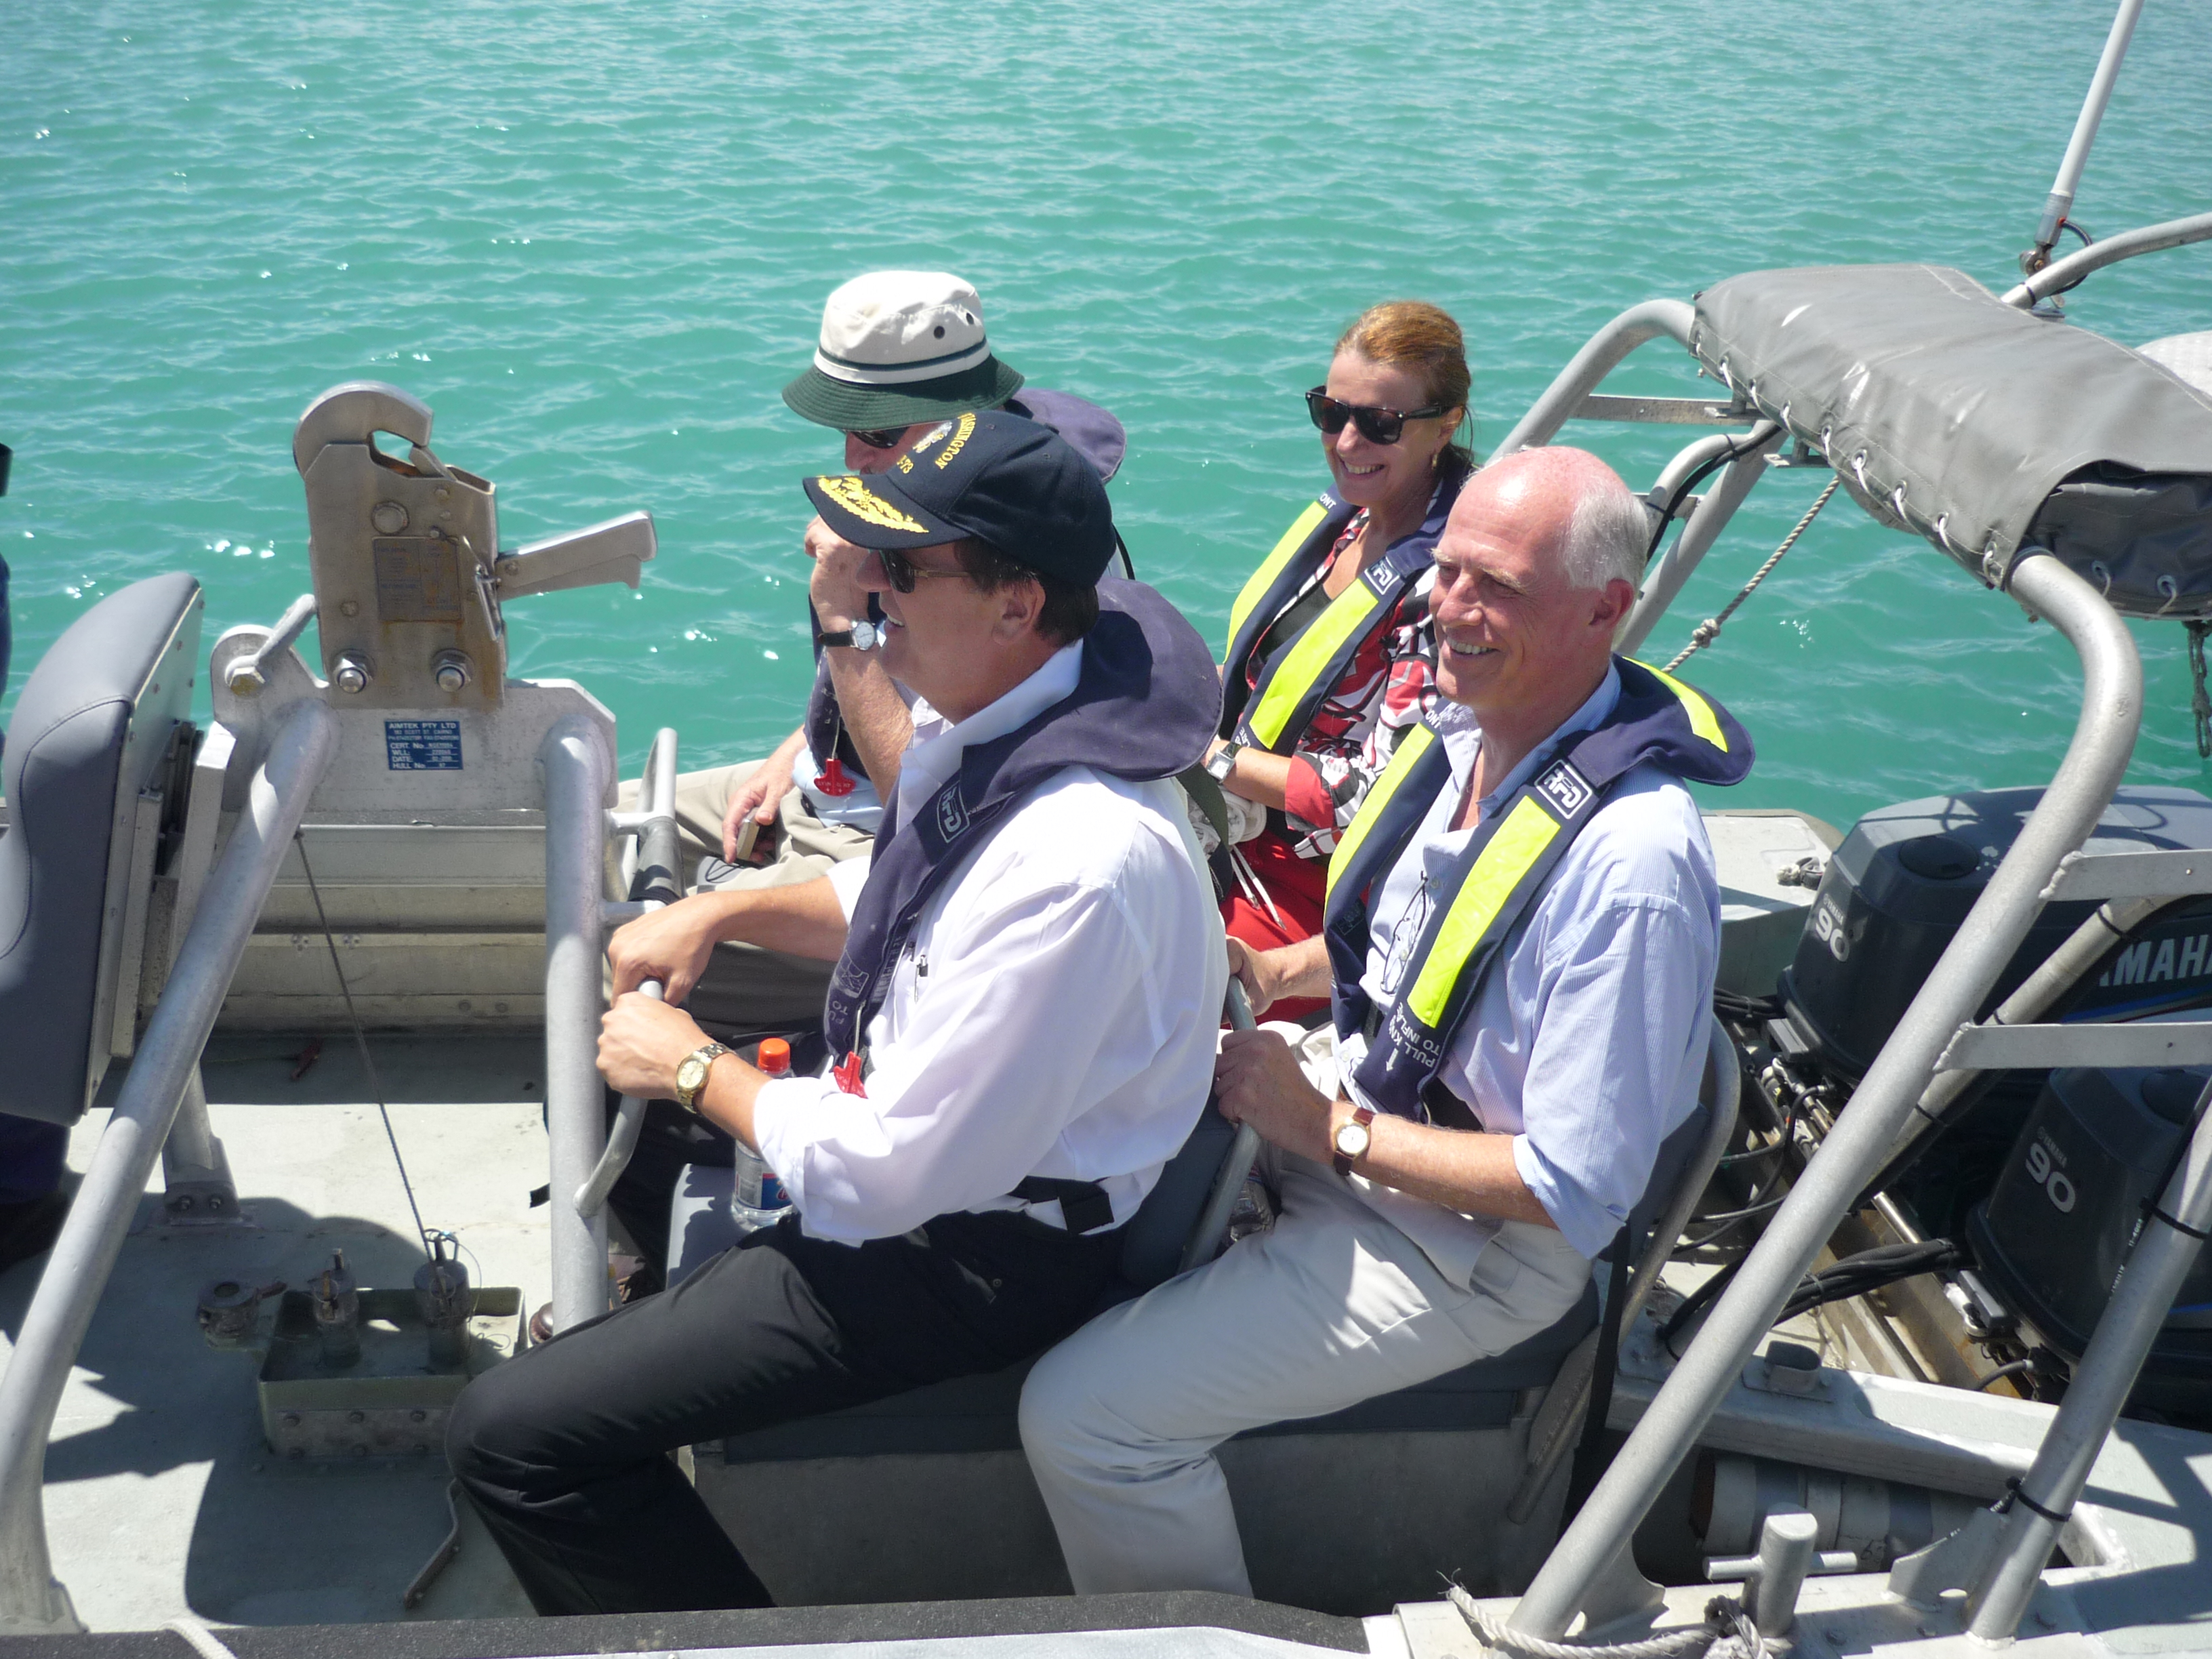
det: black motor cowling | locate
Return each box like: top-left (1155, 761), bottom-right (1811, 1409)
top-left (1965, 1065), bottom-right (2212, 1415)
top-left (1779, 785), bottom-right (2212, 1082)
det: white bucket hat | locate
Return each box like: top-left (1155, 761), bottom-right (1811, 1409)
top-left (782, 270), bottom-right (1025, 430)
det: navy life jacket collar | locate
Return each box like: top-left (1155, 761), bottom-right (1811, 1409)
top-left (1217, 454), bottom-right (1469, 750)
top-left (823, 577), bottom-right (1222, 1058)
top-left (1324, 657), bottom-right (1751, 1122)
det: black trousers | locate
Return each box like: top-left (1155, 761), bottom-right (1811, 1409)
top-left (446, 1207), bottom-right (1124, 1615)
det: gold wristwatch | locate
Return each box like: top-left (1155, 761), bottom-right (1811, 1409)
top-left (674, 1042), bottom-right (733, 1115)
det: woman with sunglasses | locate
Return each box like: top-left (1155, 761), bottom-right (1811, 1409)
top-left (1204, 300), bottom-right (1473, 1018)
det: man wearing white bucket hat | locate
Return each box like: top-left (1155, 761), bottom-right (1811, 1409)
top-left (604, 271), bottom-right (1125, 1284)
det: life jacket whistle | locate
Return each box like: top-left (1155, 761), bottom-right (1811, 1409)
top-left (1324, 658), bottom-right (1753, 1122)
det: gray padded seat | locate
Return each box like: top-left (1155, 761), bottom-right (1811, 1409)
top-left (713, 1086), bottom-right (1711, 1466)
top-left (0, 573), bottom-right (202, 1124)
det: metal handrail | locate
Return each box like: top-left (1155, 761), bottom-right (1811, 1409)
top-left (1178, 981), bottom-right (1261, 1275)
top-left (541, 716), bottom-right (617, 1335)
top-left (0, 698), bottom-right (337, 1637)
top-left (571, 729), bottom-right (680, 1227)
top-left (1509, 551), bottom-right (2142, 1639)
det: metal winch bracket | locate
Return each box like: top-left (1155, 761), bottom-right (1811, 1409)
top-left (293, 381), bottom-right (656, 712)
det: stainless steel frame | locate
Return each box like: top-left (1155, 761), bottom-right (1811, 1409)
top-left (540, 716), bottom-right (617, 1335)
top-left (2024, 0), bottom-right (2146, 261)
top-left (1511, 550), bottom-right (2142, 1639)
top-left (2004, 207), bottom-right (2212, 309)
top-left (1966, 1084), bottom-right (2212, 1639)
top-left (1494, 300), bottom-right (1698, 457)
top-left (1617, 425), bottom-right (1785, 657)
top-left (0, 697), bottom-right (338, 1637)
top-left (574, 728), bottom-right (679, 1224)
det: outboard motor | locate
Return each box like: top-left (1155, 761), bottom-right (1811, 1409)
top-left (1763, 785), bottom-right (2212, 1237)
top-left (1967, 1065), bottom-right (2212, 1420)
top-left (1779, 785), bottom-right (2212, 1080)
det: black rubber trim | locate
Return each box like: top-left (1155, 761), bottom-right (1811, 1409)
top-left (2149, 1204), bottom-right (2211, 1242)
top-left (2002, 1475), bottom-right (2072, 1527)
top-left (0, 1591), bottom-right (1371, 1658)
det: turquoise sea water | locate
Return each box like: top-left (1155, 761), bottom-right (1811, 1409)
top-left (3, 0), bottom-right (2210, 833)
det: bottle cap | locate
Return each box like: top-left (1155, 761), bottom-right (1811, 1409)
top-left (756, 1038), bottom-right (791, 1076)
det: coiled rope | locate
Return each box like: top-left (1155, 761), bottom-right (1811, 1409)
top-left (1447, 1584), bottom-right (1771, 1659)
top-left (1664, 478), bottom-right (1839, 673)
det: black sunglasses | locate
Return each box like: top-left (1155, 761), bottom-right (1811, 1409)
top-left (1305, 388), bottom-right (1448, 446)
top-left (876, 545), bottom-right (970, 594)
top-left (846, 427), bottom-right (906, 452)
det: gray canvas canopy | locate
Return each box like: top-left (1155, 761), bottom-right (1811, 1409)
top-left (1689, 264), bottom-right (2212, 619)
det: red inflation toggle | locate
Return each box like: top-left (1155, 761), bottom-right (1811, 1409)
top-left (832, 1050), bottom-right (867, 1097)
top-left (813, 756), bottom-right (857, 798)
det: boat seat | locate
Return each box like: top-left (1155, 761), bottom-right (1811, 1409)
top-left (0, 573), bottom-right (202, 1124)
top-left (697, 1034), bottom-right (1718, 1468)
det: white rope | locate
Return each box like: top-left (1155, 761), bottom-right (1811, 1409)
top-left (163, 1618), bottom-right (244, 1659)
top-left (1664, 477), bottom-right (1840, 673)
top-left (1447, 1584), bottom-right (1771, 1659)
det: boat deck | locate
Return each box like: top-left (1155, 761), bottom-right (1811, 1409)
top-left (5, 1033), bottom-right (548, 1631)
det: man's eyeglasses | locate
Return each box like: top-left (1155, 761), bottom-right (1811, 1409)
top-left (876, 546), bottom-right (971, 594)
top-left (846, 427), bottom-right (906, 452)
top-left (1305, 388), bottom-right (1448, 447)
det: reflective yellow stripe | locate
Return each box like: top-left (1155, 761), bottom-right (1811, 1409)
top-left (1405, 795), bottom-right (1562, 1027)
top-left (1246, 579), bottom-right (1380, 748)
top-left (1629, 659), bottom-right (1727, 753)
top-left (1326, 724), bottom-right (1436, 900)
top-left (1227, 499), bottom-right (1329, 651)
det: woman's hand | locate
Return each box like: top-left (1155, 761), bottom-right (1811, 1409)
top-left (598, 993), bottom-right (710, 1100)
top-left (607, 895), bottom-right (729, 1004)
top-left (1214, 1027), bottom-right (1334, 1163)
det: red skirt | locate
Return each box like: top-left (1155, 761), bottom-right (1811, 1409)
top-left (1218, 827), bottom-right (1331, 1023)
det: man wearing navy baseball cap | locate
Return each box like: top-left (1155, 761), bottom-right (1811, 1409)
top-left (451, 412), bottom-right (1230, 1616)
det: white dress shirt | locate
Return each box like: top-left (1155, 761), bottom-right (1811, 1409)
top-left (752, 641), bottom-right (1229, 1244)
top-left (1334, 664), bottom-right (1719, 1280)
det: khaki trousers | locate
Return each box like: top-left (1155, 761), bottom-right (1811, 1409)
top-left (1018, 1145), bottom-right (1592, 1597)
top-left (612, 759), bottom-right (872, 1033)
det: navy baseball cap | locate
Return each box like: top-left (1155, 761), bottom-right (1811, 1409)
top-left (803, 409), bottom-right (1116, 587)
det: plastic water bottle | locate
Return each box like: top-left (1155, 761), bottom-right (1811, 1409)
top-left (730, 1038), bottom-right (795, 1235)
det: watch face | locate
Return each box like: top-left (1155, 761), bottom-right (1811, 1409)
top-left (851, 619), bottom-right (882, 651)
top-left (676, 1055), bottom-right (708, 1097)
top-left (1334, 1120), bottom-right (1370, 1158)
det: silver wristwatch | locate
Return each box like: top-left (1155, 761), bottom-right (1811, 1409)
top-left (1205, 739), bottom-right (1244, 782)
top-left (817, 619), bottom-right (883, 651)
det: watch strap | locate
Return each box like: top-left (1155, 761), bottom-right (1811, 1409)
top-left (675, 1042), bottom-right (733, 1114)
top-left (1332, 1105), bottom-right (1375, 1178)
top-left (815, 620), bottom-right (877, 651)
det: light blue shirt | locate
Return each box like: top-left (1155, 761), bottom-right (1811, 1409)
top-left (1334, 663), bottom-right (1720, 1277)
